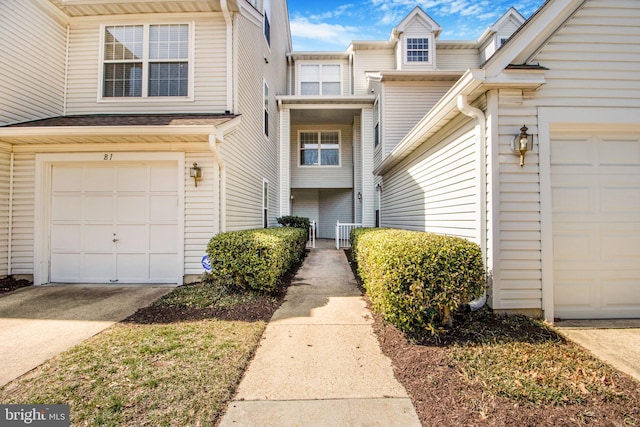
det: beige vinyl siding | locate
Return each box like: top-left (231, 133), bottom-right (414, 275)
top-left (65, 15), bottom-right (228, 115)
top-left (291, 189), bottom-right (320, 227)
top-left (436, 47), bottom-right (480, 70)
top-left (290, 124), bottom-right (354, 188)
top-left (398, 20), bottom-right (434, 71)
top-left (382, 81), bottom-right (453, 157)
top-left (529, 0), bottom-right (640, 108)
top-left (0, 147), bottom-right (9, 276)
top-left (353, 116), bottom-right (363, 223)
top-left (319, 189), bottom-right (353, 239)
top-left (381, 120), bottom-right (478, 240)
top-left (222, 9), bottom-right (285, 231)
top-left (0, 1), bottom-right (66, 125)
top-left (494, 89), bottom-right (541, 310)
top-left (9, 153), bottom-right (35, 275)
top-left (184, 151), bottom-right (216, 275)
top-left (352, 48), bottom-right (395, 96)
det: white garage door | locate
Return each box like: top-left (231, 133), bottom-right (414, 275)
top-left (50, 163), bottom-right (179, 284)
top-left (552, 133), bottom-right (640, 319)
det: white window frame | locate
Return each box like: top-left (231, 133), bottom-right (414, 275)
top-left (297, 63), bottom-right (342, 96)
top-left (404, 36), bottom-right (433, 65)
top-left (374, 96), bottom-right (380, 150)
top-left (298, 130), bottom-right (341, 168)
top-left (263, 0), bottom-right (271, 47)
top-left (98, 22), bottom-right (195, 102)
top-left (263, 80), bottom-right (269, 137)
top-left (262, 178), bottom-right (269, 228)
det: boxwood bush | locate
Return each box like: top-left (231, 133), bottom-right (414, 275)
top-left (350, 228), bottom-right (486, 336)
top-left (205, 227), bottom-right (307, 293)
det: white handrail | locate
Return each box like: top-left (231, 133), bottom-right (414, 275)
top-left (335, 221), bottom-right (362, 249)
top-left (307, 220), bottom-right (316, 248)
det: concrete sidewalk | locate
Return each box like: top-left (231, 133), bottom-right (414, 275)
top-left (219, 247), bottom-right (421, 427)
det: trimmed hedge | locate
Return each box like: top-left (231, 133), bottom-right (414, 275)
top-left (205, 227), bottom-right (307, 293)
top-left (351, 228), bottom-right (486, 336)
top-left (276, 215), bottom-right (311, 230)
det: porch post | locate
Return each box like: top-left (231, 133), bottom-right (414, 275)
top-left (360, 107), bottom-right (375, 227)
top-left (279, 107), bottom-right (291, 216)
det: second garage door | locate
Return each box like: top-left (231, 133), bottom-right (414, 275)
top-left (551, 133), bottom-right (640, 319)
top-left (50, 163), bottom-right (179, 284)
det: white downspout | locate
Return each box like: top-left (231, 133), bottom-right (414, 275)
top-left (221, 0), bottom-right (233, 113)
top-left (209, 134), bottom-right (226, 232)
top-left (7, 153), bottom-right (14, 276)
top-left (457, 94), bottom-right (488, 311)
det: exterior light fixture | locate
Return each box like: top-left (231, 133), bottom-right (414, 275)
top-left (190, 162), bottom-right (202, 187)
top-left (512, 125), bottom-right (533, 167)
top-left (357, 192), bottom-right (362, 201)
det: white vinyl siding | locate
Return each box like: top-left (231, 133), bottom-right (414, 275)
top-left (397, 21), bottom-right (435, 70)
top-left (9, 153), bottom-right (35, 275)
top-left (184, 152), bottom-right (217, 275)
top-left (66, 16), bottom-right (227, 114)
top-left (0, 0), bottom-right (66, 125)
top-left (290, 124), bottom-right (353, 188)
top-left (319, 189), bottom-right (353, 239)
top-left (381, 122), bottom-right (478, 241)
top-left (382, 81), bottom-right (453, 157)
top-left (0, 148), bottom-right (9, 276)
top-left (529, 0), bottom-right (640, 109)
top-left (436, 48), bottom-right (480, 70)
top-left (352, 48), bottom-right (395, 96)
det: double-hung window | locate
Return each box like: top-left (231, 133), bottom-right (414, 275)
top-left (406, 37), bottom-right (429, 63)
top-left (264, 0), bottom-right (271, 46)
top-left (299, 64), bottom-right (341, 96)
top-left (102, 24), bottom-right (190, 98)
top-left (299, 131), bottom-right (340, 166)
top-left (264, 81), bottom-right (269, 136)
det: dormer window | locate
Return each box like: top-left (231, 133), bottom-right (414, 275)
top-left (406, 38), bottom-right (429, 62)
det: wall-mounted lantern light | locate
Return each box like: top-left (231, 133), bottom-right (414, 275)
top-left (512, 125), bottom-right (533, 167)
top-left (376, 183), bottom-right (382, 192)
top-left (357, 192), bottom-right (362, 201)
top-left (190, 162), bottom-right (202, 187)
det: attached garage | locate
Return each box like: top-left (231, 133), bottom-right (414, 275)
top-left (551, 132), bottom-right (640, 319)
top-left (35, 152), bottom-right (185, 285)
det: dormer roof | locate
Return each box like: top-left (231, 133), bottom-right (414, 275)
top-left (391, 6), bottom-right (442, 40)
top-left (477, 7), bottom-right (526, 44)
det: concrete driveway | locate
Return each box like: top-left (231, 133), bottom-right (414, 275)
top-left (0, 284), bottom-right (173, 386)
top-left (555, 319), bottom-right (640, 383)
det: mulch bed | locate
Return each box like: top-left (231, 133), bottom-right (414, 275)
top-left (371, 308), bottom-right (640, 426)
top-left (0, 276), bottom-right (32, 294)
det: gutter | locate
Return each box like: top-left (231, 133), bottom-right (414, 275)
top-left (221, 0), bottom-right (234, 113)
top-left (457, 94), bottom-right (488, 311)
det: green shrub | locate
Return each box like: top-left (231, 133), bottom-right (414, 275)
top-left (351, 228), bottom-right (486, 337)
top-left (204, 227), bottom-right (307, 293)
top-left (276, 215), bottom-right (311, 230)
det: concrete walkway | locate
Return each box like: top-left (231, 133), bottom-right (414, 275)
top-left (219, 246), bottom-right (421, 427)
top-left (0, 284), bottom-right (173, 386)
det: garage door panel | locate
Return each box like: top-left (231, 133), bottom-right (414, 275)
top-left (552, 132), bottom-right (640, 319)
top-left (51, 163), bottom-right (179, 284)
top-left (84, 196), bottom-right (114, 222)
top-left (151, 166), bottom-right (178, 191)
top-left (116, 225), bottom-right (148, 251)
top-left (117, 254), bottom-right (148, 281)
top-left (52, 196), bottom-right (82, 222)
top-left (150, 254), bottom-right (178, 280)
top-left (51, 225), bottom-right (81, 251)
top-left (117, 195), bottom-right (149, 222)
top-left (150, 196), bottom-right (178, 221)
top-left (85, 168), bottom-right (115, 191)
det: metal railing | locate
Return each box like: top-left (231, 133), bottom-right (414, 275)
top-left (335, 221), bottom-right (362, 249)
top-left (307, 220), bottom-right (316, 248)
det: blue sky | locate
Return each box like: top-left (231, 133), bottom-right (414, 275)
top-left (287, 0), bottom-right (546, 51)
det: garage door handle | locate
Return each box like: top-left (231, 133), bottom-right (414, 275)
top-left (112, 234), bottom-right (119, 243)
top-left (112, 238), bottom-right (119, 242)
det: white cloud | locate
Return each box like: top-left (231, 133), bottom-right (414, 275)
top-left (290, 17), bottom-right (363, 51)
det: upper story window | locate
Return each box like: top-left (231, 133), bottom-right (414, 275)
top-left (102, 24), bottom-right (190, 99)
top-left (264, 0), bottom-right (271, 46)
top-left (299, 131), bottom-right (340, 167)
top-left (406, 37), bottom-right (429, 62)
top-left (263, 81), bottom-right (269, 137)
top-left (299, 64), bottom-right (341, 96)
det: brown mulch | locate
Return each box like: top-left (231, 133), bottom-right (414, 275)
top-left (0, 276), bottom-right (32, 294)
top-left (371, 308), bottom-right (640, 427)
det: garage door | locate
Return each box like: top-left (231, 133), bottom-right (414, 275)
top-left (50, 163), bottom-right (179, 283)
top-left (552, 133), bottom-right (640, 319)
